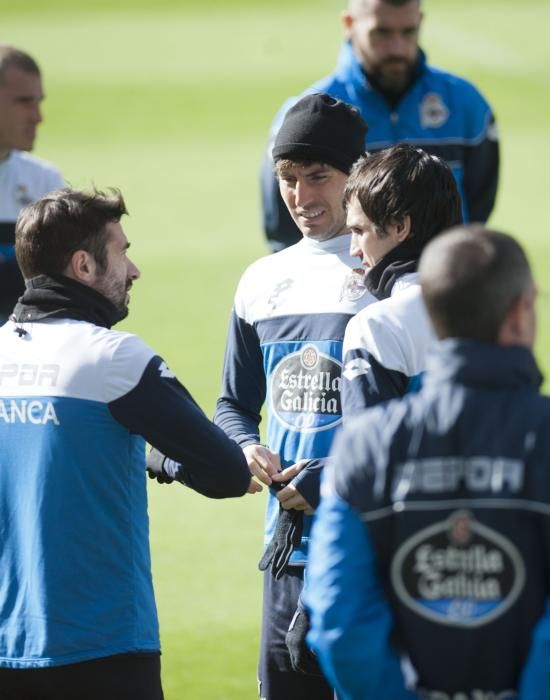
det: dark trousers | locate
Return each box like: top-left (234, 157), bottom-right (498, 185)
top-left (0, 652), bottom-right (163, 700)
top-left (258, 568), bottom-right (333, 700)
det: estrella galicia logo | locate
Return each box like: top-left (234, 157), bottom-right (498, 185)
top-left (391, 511), bottom-right (525, 628)
top-left (270, 344), bottom-right (342, 433)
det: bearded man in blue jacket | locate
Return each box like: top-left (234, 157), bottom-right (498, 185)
top-left (306, 225), bottom-right (550, 700)
top-left (261, 0), bottom-right (499, 251)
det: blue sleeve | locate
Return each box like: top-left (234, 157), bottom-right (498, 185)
top-left (108, 355), bottom-right (251, 499)
top-left (462, 112), bottom-right (499, 223)
top-left (305, 492), bottom-right (416, 700)
top-left (214, 308), bottom-right (266, 448)
top-left (518, 598), bottom-right (550, 699)
top-left (292, 458), bottom-right (325, 509)
top-left (342, 347), bottom-right (407, 419)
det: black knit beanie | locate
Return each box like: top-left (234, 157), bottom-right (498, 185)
top-left (272, 93), bottom-right (368, 173)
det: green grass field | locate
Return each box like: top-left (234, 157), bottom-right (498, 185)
top-left (3, 0), bottom-right (550, 696)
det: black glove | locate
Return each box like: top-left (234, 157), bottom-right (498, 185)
top-left (258, 503), bottom-right (304, 580)
top-left (146, 447), bottom-right (174, 484)
top-left (285, 601), bottom-right (323, 676)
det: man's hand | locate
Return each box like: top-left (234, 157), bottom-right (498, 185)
top-left (243, 444), bottom-right (281, 492)
top-left (285, 602), bottom-right (322, 676)
top-left (272, 460), bottom-right (314, 514)
top-left (146, 447), bottom-right (174, 484)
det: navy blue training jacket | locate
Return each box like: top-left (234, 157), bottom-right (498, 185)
top-left (307, 339), bottom-right (550, 700)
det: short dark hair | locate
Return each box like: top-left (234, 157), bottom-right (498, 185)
top-left (15, 188), bottom-right (128, 280)
top-left (419, 225), bottom-right (533, 342)
top-left (343, 144), bottom-right (462, 245)
top-left (0, 45), bottom-right (40, 82)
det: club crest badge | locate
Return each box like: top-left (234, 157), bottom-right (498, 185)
top-left (340, 269), bottom-right (367, 302)
top-left (391, 510), bottom-right (525, 627)
top-left (15, 184), bottom-right (33, 208)
top-left (420, 93), bottom-right (449, 128)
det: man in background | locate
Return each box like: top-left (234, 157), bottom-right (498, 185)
top-left (307, 226), bottom-right (550, 699)
top-left (0, 45), bottom-right (64, 321)
top-left (261, 0), bottom-right (499, 251)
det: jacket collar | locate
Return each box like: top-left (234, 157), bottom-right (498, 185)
top-left (11, 273), bottom-right (123, 329)
top-left (423, 339), bottom-right (543, 392)
top-left (365, 235), bottom-right (425, 300)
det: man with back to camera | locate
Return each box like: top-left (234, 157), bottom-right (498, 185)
top-left (306, 225), bottom-right (550, 699)
top-left (341, 143), bottom-right (462, 418)
top-left (261, 0), bottom-right (499, 251)
top-left (0, 187), bottom-right (254, 700)
top-left (215, 93), bottom-right (374, 698)
top-left (0, 45), bottom-right (64, 322)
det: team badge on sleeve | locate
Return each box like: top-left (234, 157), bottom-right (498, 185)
top-left (391, 510), bottom-right (525, 627)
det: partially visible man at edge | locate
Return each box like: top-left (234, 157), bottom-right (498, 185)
top-left (0, 187), bottom-right (253, 700)
top-left (0, 45), bottom-right (64, 322)
top-left (261, 0), bottom-right (499, 251)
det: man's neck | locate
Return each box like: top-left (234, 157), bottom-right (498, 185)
top-left (0, 147), bottom-right (12, 161)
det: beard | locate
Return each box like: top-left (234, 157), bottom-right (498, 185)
top-left (368, 56), bottom-right (417, 96)
top-left (95, 273), bottom-right (131, 320)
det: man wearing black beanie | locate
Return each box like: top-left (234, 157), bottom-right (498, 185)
top-left (213, 93), bottom-right (375, 698)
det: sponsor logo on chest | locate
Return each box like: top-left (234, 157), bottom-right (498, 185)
top-left (270, 344), bottom-right (342, 432)
top-left (391, 511), bottom-right (525, 628)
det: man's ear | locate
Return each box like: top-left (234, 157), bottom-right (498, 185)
top-left (341, 11), bottom-right (354, 37)
top-left (497, 296), bottom-right (523, 345)
top-left (65, 249), bottom-right (96, 285)
top-left (389, 215), bottom-right (412, 243)
top-left (498, 290), bottom-right (535, 348)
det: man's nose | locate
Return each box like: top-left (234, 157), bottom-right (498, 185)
top-left (295, 179), bottom-right (313, 207)
top-left (31, 102), bottom-right (43, 124)
top-left (128, 258), bottom-right (141, 280)
top-left (349, 232), bottom-right (362, 258)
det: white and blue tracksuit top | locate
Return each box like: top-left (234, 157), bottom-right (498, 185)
top-left (0, 315), bottom-right (250, 668)
top-left (215, 234), bottom-right (376, 565)
top-left (342, 273), bottom-right (436, 418)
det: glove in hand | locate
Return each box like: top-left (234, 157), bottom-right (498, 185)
top-left (258, 502), bottom-right (303, 580)
top-left (285, 602), bottom-right (323, 676)
top-left (146, 447), bottom-right (174, 484)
